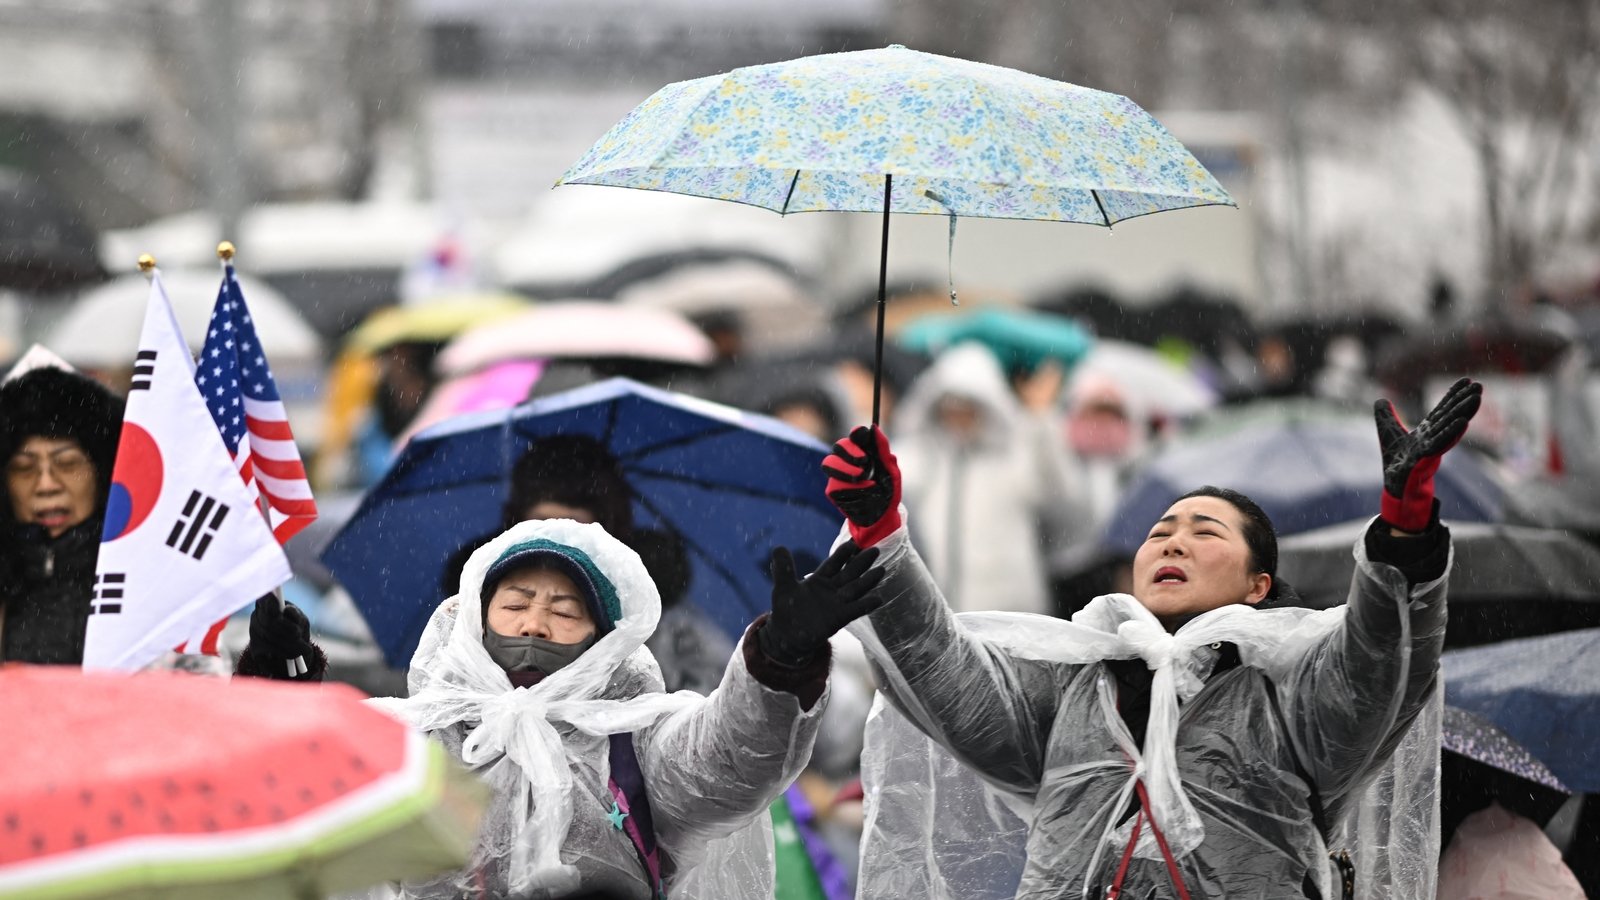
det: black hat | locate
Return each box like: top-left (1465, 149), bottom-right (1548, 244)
top-left (0, 368), bottom-right (124, 520)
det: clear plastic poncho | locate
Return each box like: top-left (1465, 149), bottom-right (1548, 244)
top-left (369, 519), bottom-right (789, 899)
top-left (849, 520), bottom-right (1443, 899)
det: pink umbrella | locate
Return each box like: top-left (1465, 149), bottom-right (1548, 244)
top-left (436, 301), bottom-right (715, 377)
top-left (399, 359), bottom-right (547, 445)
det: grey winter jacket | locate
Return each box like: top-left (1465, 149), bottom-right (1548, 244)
top-left (860, 522), bottom-right (1449, 899)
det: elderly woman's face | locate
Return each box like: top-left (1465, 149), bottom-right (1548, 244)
top-left (7, 437), bottom-right (97, 538)
top-left (1131, 495), bottom-right (1271, 625)
top-left (484, 565), bottom-right (597, 644)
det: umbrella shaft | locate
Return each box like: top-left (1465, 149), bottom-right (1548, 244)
top-left (873, 173), bottom-right (891, 426)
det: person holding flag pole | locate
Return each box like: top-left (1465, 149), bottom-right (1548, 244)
top-left (83, 255), bottom-right (290, 671)
top-left (183, 241), bottom-right (322, 680)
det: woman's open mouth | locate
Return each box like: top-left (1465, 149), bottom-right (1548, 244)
top-left (1154, 566), bottom-right (1188, 585)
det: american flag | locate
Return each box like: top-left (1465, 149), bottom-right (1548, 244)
top-left (196, 264), bottom-right (318, 545)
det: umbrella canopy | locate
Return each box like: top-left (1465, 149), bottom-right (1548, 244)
top-left (1067, 339), bottom-right (1218, 419)
top-left (0, 666), bottom-right (486, 900)
top-left (1144, 287), bottom-right (1256, 359)
top-left (322, 378), bottom-right (841, 667)
top-left (46, 269), bottom-right (323, 369)
top-left (344, 294), bottom-right (532, 355)
top-left (1443, 627), bottom-right (1600, 794)
top-left (558, 43), bottom-right (1232, 422)
top-left (559, 44), bottom-right (1232, 223)
top-left (0, 169), bottom-right (105, 294)
top-left (1278, 518), bottom-right (1600, 647)
top-left (1374, 319), bottom-right (1570, 394)
top-left (1440, 705), bottom-right (1572, 846)
top-left (897, 307), bottom-right (1093, 373)
top-left (435, 301), bottom-right (715, 377)
top-left (1101, 401), bottom-right (1504, 555)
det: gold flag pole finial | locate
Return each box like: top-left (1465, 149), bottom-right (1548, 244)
top-left (137, 254), bottom-right (157, 274)
top-left (217, 241), bottom-right (236, 262)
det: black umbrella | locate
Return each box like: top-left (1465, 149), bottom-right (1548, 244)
top-left (1276, 519), bottom-right (1600, 648)
top-left (0, 168), bottom-right (105, 293)
top-left (1440, 704), bottom-right (1572, 848)
top-left (1374, 319), bottom-right (1570, 394)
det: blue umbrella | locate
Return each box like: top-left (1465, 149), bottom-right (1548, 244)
top-left (1443, 627), bottom-right (1600, 794)
top-left (322, 378), bottom-right (839, 667)
top-left (1101, 401), bottom-right (1503, 555)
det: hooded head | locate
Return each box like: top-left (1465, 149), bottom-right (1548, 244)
top-left (476, 537), bottom-right (626, 676)
top-left (0, 368), bottom-right (124, 537)
top-left (419, 518), bottom-right (661, 689)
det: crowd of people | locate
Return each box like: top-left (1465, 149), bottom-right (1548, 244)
top-left (3, 271), bottom-right (1596, 898)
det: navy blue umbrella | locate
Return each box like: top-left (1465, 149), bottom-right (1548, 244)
top-left (323, 378), bottom-right (840, 667)
top-left (1101, 401), bottom-right (1503, 555)
top-left (1443, 627), bottom-right (1600, 794)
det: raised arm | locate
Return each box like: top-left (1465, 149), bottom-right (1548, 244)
top-left (825, 426), bottom-right (1063, 795)
top-left (1280, 379), bottom-right (1480, 817)
top-left (641, 541), bottom-right (885, 839)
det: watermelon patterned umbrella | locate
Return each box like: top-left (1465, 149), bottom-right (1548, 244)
top-left (0, 666), bottom-right (487, 900)
top-left (558, 43), bottom-right (1233, 422)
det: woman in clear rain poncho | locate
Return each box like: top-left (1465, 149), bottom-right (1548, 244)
top-left (817, 379), bottom-right (1483, 899)
top-left (241, 517), bottom-right (886, 899)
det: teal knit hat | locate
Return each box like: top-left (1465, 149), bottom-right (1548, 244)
top-left (479, 538), bottom-right (623, 633)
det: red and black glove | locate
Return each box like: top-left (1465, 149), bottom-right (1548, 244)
top-left (1375, 377), bottom-right (1483, 533)
top-left (822, 426), bottom-right (903, 548)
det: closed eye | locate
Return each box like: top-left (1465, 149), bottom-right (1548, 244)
top-left (1146, 531), bottom-right (1169, 541)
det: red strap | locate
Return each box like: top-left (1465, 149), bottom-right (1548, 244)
top-left (1106, 806), bottom-right (1144, 899)
top-left (1106, 780), bottom-right (1193, 900)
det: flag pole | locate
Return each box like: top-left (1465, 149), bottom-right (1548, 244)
top-left (218, 239), bottom-right (306, 678)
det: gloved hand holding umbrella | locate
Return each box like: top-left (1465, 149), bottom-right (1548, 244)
top-left (760, 543), bottom-right (886, 667)
top-left (1376, 377), bottom-right (1484, 533)
top-left (822, 425), bottom-right (903, 548)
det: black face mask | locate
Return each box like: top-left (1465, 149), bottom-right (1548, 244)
top-left (481, 629), bottom-right (597, 675)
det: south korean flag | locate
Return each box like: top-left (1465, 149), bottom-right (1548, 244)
top-left (85, 270), bottom-right (290, 670)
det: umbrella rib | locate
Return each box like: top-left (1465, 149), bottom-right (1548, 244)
top-left (625, 465), bottom-right (829, 508)
top-left (780, 169), bottom-right (801, 215)
top-left (629, 489), bottom-right (764, 619)
top-left (1091, 189), bottom-right (1112, 228)
top-left (618, 423), bottom-right (743, 462)
top-left (603, 400), bottom-right (620, 448)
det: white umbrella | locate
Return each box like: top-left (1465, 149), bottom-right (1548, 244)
top-left (437, 300), bottom-right (714, 376)
top-left (616, 260), bottom-right (827, 353)
top-left (1069, 339), bottom-right (1218, 419)
top-left (46, 269), bottom-right (324, 369)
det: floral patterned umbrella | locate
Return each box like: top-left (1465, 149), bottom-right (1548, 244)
top-left (558, 44), bottom-right (1233, 422)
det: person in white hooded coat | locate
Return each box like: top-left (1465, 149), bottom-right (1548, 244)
top-left (241, 518), bottom-right (887, 899)
top-left (891, 342), bottom-right (1088, 616)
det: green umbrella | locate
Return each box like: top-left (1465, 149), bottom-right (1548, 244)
top-left (898, 307), bottom-right (1094, 373)
top-left (559, 44), bottom-right (1232, 423)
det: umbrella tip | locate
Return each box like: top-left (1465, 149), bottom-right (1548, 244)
top-left (137, 253), bottom-right (157, 273)
top-left (217, 241), bottom-right (236, 262)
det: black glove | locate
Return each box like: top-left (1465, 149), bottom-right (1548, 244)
top-left (822, 426), bottom-right (903, 547)
top-left (1375, 377), bottom-right (1483, 532)
top-left (759, 542), bottom-right (887, 667)
top-left (248, 597), bottom-right (316, 677)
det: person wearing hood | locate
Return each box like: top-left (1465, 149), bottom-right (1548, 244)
top-left (0, 367), bottom-right (124, 664)
top-left (891, 342), bottom-right (1088, 616)
top-left (822, 379), bottom-right (1482, 898)
top-left (242, 517), bottom-right (884, 899)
